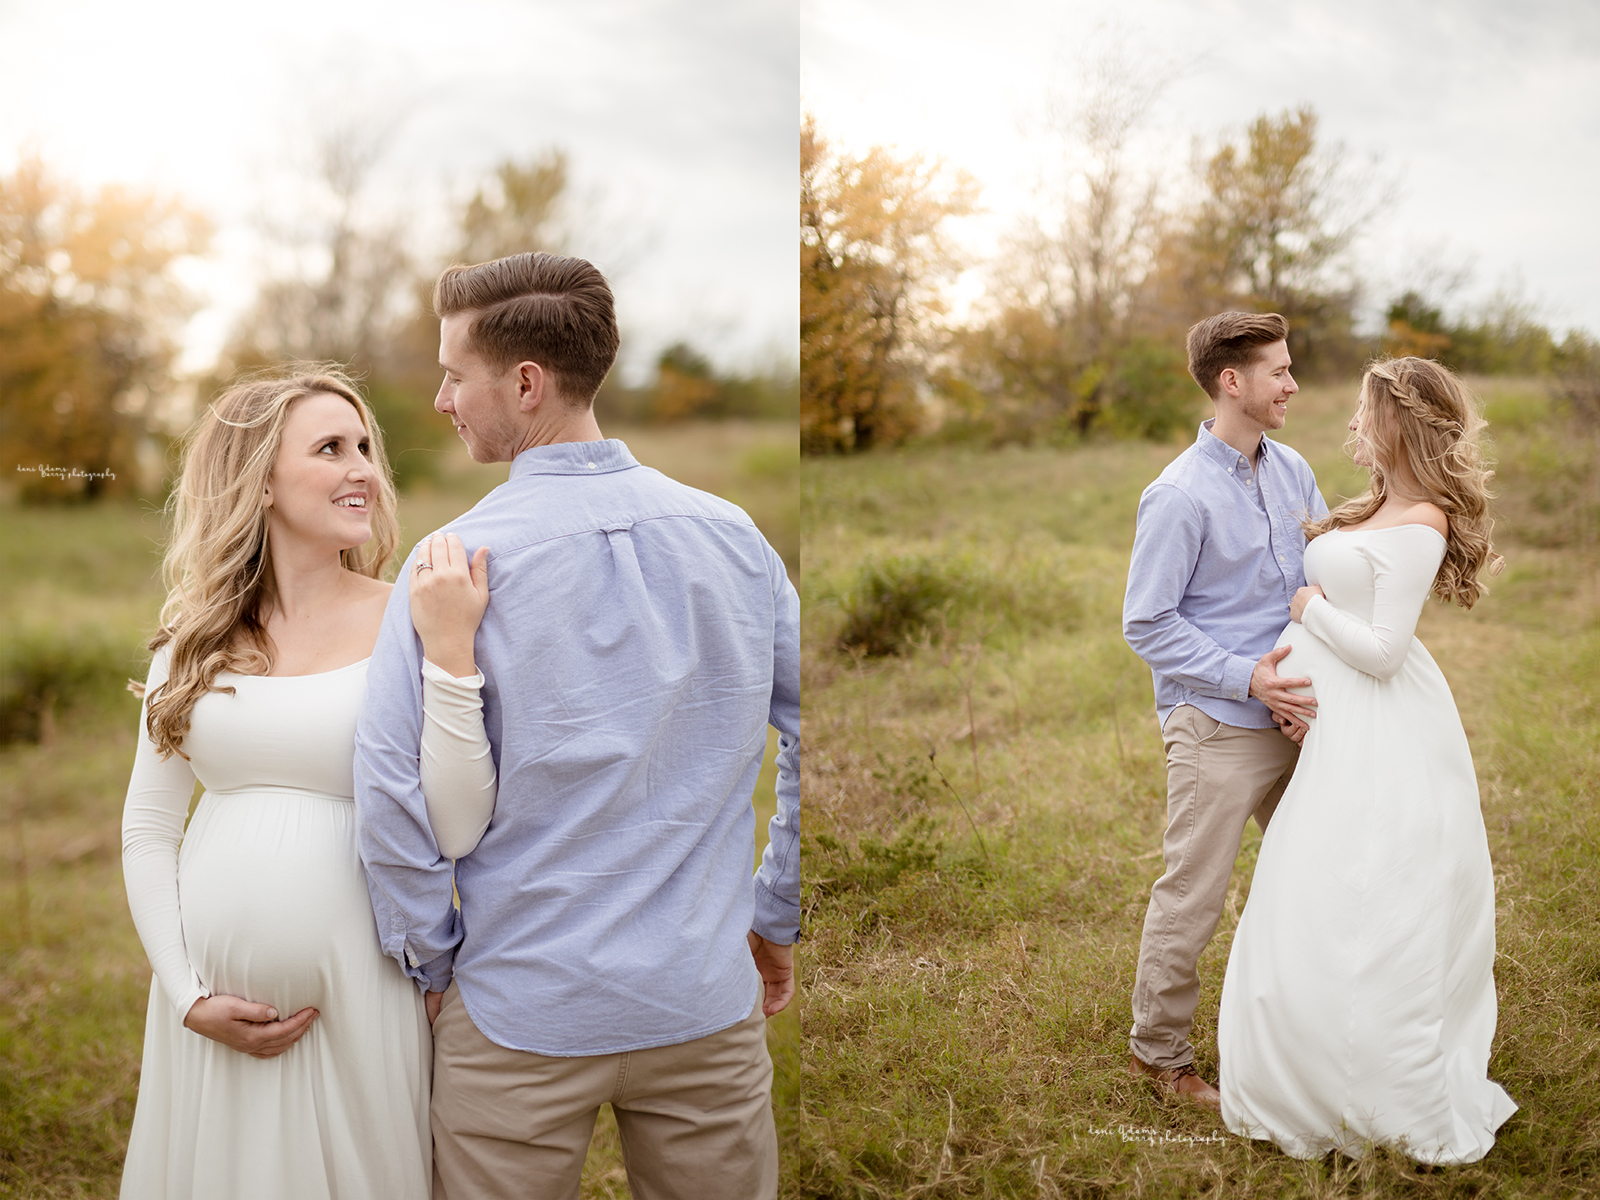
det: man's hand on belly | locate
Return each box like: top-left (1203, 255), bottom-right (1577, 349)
top-left (183, 995), bottom-right (319, 1058)
top-left (1251, 646), bottom-right (1317, 723)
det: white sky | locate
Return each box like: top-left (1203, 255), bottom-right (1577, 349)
top-left (803, 0), bottom-right (1600, 339)
top-left (0, 0), bottom-right (798, 383)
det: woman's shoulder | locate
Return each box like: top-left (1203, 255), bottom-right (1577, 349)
top-left (1395, 501), bottom-right (1449, 538)
top-left (347, 572), bottom-right (395, 606)
top-left (348, 570), bottom-right (394, 595)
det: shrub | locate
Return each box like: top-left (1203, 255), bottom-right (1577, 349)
top-left (836, 548), bottom-right (1081, 656)
top-left (0, 624), bottom-right (138, 745)
top-left (837, 555), bottom-right (970, 656)
top-left (1102, 337), bottom-right (1201, 442)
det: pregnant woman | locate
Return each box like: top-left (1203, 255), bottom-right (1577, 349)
top-left (119, 370), bottom-right (492, 1199)
top-left (1218, 357), bottom-right (1517, 1163)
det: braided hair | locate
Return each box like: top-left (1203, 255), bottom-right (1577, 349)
top-left (1303, 357), bottom-right (1501, 609)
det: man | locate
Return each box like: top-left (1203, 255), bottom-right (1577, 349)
top-left (1121, 311), bottom-right (1325, 1110)
top-left (354, 252), bottom-right (799, 1199)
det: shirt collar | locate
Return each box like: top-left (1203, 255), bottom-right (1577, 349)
top-left (508, 438), bottom-right (640, 480)
top-left (1196, 418), bottom-right (1275, 470)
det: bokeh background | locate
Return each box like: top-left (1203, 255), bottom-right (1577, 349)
top-left (802, 0), bottom-right (1600, 451)
top-left (800, 2), bottom-right (1599, 1195)
top-left (1, 3), bottom-right (798, 1196)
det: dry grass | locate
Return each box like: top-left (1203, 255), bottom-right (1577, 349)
top-left (798, 380), bottom-right (1600, 1198)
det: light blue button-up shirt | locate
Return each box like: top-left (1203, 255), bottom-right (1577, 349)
top-left (1123, 419), bottom-right (1327, 730)
top-left (354, 438), bottom-right (800, 1056)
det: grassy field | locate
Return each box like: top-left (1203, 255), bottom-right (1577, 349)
top-left (798, 380), bottom-right (1600, 1198)
top-left (0, 419), bottom-right (798, 1198)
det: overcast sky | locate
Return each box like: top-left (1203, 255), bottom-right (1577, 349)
top-left (0, 0), bottom-right (797, 382)
top-left (803, 0), bottom-right (1600, 338)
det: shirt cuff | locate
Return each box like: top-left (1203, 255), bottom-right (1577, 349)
top-left (1222, 653), bottom-right (1257, 704)
top-left (421, 657), bottom-right (484, 687)
top-left (407, 947), bottom-right (456, 994)
top-left (752, 878), bottom-right (800, 945)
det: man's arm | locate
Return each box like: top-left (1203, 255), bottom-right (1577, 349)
top-left (751, 548), bottom-right (799, 1017)
top-left (354, 553), bottom-right (463, 995)
top-left (1124, 484), bottom-right (1315, 722)
top-left (1123, 484), bottom-right (1260, 704)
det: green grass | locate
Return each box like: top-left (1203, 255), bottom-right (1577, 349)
top-left (799, 381), bottom-right (1600, 1198)
top-left (0, 419), bottom-right (798, 1198)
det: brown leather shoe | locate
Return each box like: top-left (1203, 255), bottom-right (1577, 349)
top-left (1128, 1055), bottom-right (1222, 1111)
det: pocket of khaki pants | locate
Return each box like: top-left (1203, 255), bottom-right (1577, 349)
top-left (1188, 705), bottom-right (1224, 745)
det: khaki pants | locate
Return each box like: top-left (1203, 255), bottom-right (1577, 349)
top-left (430, 984), bottom-right (777, 1200)
top-left (1129, 705), bottom-right (1299, 1070)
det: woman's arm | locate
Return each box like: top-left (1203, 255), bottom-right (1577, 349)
top-left (121, 646), bottom-right (211, 1017)
top-left (122, 647), bottom-right (320, 1055)
top-left (411, 532), bottom-right (498, 858)
top-left (420, 660), bottom-right (498, 857)
top-left (1300, 528), bottom-right (1446, 680)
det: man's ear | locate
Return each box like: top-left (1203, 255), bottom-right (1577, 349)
top-left (1218, 366), bottom-right (1242, 399)
top-left (515, 361), bottom-right (548, 412)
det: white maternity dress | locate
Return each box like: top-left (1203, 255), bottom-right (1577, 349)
top-left (1218, 525), bottom-right (1517, 1164)
top-left (119, 647), bottom-right (491, 1199)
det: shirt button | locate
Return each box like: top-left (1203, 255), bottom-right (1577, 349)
top-left (1278, 555), bottom-right (1285, 562)
top-left (406, 948), bottom-right (420, 968)
top-left (587, 462), bottom-right (597, 470)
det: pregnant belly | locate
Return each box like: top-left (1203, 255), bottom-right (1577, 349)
top-left (178, 790), bottom-right (378, 1015)
top-left (1272, 620), bottom-right (1338, 703)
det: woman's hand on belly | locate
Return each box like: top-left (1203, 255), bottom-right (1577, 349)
top-left (183, 993), bottom-right (319, 1058)
top-left (1289, 584), bottom-right (1325, 623)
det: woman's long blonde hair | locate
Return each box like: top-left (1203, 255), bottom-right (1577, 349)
top-left (140, 368), bottom-right (399, 758)
top-left (1305, 356), bottom-right (1499, 609)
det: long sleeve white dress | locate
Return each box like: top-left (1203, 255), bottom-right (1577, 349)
top-left (119, 647), bottom-right (496, 1200)
top-left (1217, 524), bottom-right (1517, 1164)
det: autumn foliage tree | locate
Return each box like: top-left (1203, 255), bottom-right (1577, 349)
top-left (957, 49), bottom-right (1189, 441)
top-left (0, 155), bottom-right (208, 500)
top-left (454, 152), bottom-right (569, 266)
top-left (801, 114), bottom-right (976, 453)
top-left (944, 104), bottom-right (1386, 447)
top-left (214, 142), bottom-right (576, 488)
top-left (1154, 106), bottom-right (1381, 376)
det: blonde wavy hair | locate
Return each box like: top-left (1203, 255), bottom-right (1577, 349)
top-left (1304, 356), bottom-right (1500, 609)
top-left (139, 368), bottom-right (399, 758)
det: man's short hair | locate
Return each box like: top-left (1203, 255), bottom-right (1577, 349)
top-left (434, 252), bottom-right (620, 405)
top-left (1185, 312), bottom-right (1290, 400)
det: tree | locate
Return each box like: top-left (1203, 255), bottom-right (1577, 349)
top-left (222, 124), bottom-right (413, 370)
top-left (647, 341), bottom-right (800, 423)
top-left (801, 114), bottom-right (976, 453)
top-left (1383, 291), bottom-right (1452, 361)
top-left (0, 155), bottom-right (209, 500)
top-left (974, 42), bottom-right (1171, 436)
top-left (651, 342), bottom-right (720, 420)
top-left (455, 152), bottom-right (568, 265)
top-left (1167, 106), bottom-right (1385, 375)
top-left (213, 139), bottom-right (579, 489)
